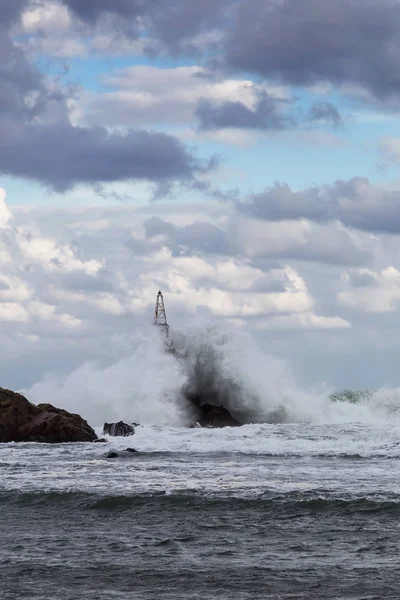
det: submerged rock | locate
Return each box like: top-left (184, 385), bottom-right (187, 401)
top-left (0, 387), bottom-right (97, 443)
top-left (124, 447), bottom-right (137, 453)
top-left (103, 421), bottom-right (135, 437)
top-left (105, 451), bottom-right (119, 458)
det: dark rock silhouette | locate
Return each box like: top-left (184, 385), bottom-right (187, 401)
top-left (0, 387), bottom-right (97, 443)
top-left (103, 421), bottom-right (134, 437)
top-left (124, 447), bottom-right (137, 453)
top-left (105, 451), bottom-right (119, 458)
top-left (184, 391), bottom-right (241, 428)
top-left (197, 403), bottom-right (241, 428)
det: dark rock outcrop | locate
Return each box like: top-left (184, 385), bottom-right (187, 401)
top-left (197, 403), bottom-right (241, 428)
top-left (103, 421), bottom-right (135, 437)
top-left (185, 392), bottom-right (241, 428)
top-left (0, 387), bottom-right (97, 443)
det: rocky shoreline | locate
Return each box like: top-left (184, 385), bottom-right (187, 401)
top-left (0, 384), bottom-right (242, 444)
top-left (0, 387), bottom-right (97, 443)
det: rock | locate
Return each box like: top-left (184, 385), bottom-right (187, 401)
top-left (124, 447), bottom-right (137, 453)
top-left (94, 438), bottom-right (108, 443)
top-left (182, 388), bottom-right (242, 428)
top-left (0, 387), bottom-right (97, 443)
top-left (102, 421), bottom-right (135, 437)
top-left (105, 451), bottom-right (119, 458)
top-left (197, 403), bottom-right (241, 428)
top-left (184, 390), bottom-right (241, 428)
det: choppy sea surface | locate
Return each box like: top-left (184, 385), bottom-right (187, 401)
top-left (2, 423), bottom-right (400, 599)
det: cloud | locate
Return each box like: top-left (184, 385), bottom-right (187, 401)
top-left (195, 95), bottom-right (343, 132)
top-left (0, 118), bottom-right (209, 191)
top-left (0, 6), bottom-right (213, 191)
top-left (195, 92), bottom-right (293, 131)
top-left (257, 312), bottom-right (351, 331)
top-left (0, 188), bottom-right (349, 336)
top-left (1, 185), bottom-right (400, 392)
top-left (50, 0), bottom-right (400, 105)
top-left (226, 0), bottom-right (400, 102)
top-left (61, 0), bottom-right (231, 52)
top-left (81, 64), bottom-right (341, 134)
top-left (308, 102), bottom-right (343, 128)
top-left (145, 212), bottom-right (372, 266)
top-left (0, 188), bottom-right (12, 226)
top-left (239, 177), bottom-right (400, 234)
top-left (21, 1), bottom-right (72, 33)
top-left (0, 0), bottom-right (27, 24)
top-left (81, 64), bottom-right (287, 128)
top-left (338, 267), bottom-right (400, 313)
top-left (20, 1), bottom-right (87, 58)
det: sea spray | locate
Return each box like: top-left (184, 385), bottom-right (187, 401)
top-left (24, 328), bottom-right (191, 427)
top-left (23, 321), bottom-right (400, 426)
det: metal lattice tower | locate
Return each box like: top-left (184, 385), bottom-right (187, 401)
top-left (154, 290), bottom-right (170, 337)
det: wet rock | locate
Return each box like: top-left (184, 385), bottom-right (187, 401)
top-left (124, 447), bottom-right (137, 453)
top-left (105, 451), bottom-right (119, 458)
top-left (183, 390), bottom-right (242, 428)
top-left (94, 438), bottom-right (108, 443)
top-left (102, 421), bottom-right (135, 437)
top-left (0, 387), bottom-right (97, 443)
top-left (183, 389), bottom-right (241, 428)
top-left (197, 403), bottom-right (241, 428)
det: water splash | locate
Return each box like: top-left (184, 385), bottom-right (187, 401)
top-left (24, 321), bottom-right (400, 427)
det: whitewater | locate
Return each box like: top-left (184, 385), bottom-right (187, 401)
top-left (4, 323), bottom-right (400, 599)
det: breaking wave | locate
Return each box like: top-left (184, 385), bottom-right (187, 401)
top-left (24, 322), bottom-right (400, 427)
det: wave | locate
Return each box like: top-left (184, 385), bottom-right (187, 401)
top-left (22, 321), bottom-right (400, 427)
top-left (2, 489), bottom-right (400, 515)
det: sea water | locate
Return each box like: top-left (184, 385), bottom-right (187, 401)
top-left (3, 325), bottom-right (400, 598)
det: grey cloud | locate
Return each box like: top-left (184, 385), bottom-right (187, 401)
top-left (62, 0), bottom-right (231, 52)
top-left (194, 94), bottom-right (342, 132)
top-left (309, 102), bottom-right (343, 128)
top-left (58, 271), bottom-right (115, 294)
top-left (61, 0), bottom-right (145, 20)
top-left (240, 177), bottom-right (400, 234)
top-left (241, 182), bottom-right (331, 222)
top-left (346, 272), bottom-right (376, 288)
top-left (144, 214), bottom-right (370, 266)
top-left (0, 15), bottom-right (212, 191)
top-left (144, 216), bottom-right (233, 255)
top-left (0, 0), bottom-right (28, 24)
top-left (0, 118), bottom-right (206, 191)
top-left (226, 0), bottom-right (400, 100)
top-left (0, 26), bottom-right (45, 120)
top-left (60, 0), bottom-right (400, 101)
top-left (196, 93), bottom-right (293, 131)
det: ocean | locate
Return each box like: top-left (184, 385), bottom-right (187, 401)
top-left (3, 325), bottom-right (400, 598)
top-left (2, 422), bottom-right (400, 599)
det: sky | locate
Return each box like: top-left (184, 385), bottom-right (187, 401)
top-left (3, 0), bottom-right (400, 395)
